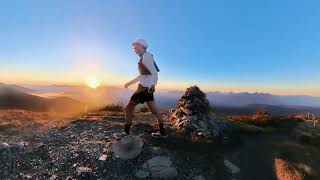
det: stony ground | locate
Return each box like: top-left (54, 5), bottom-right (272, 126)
top-left (0, 110), bottom-right (320, 180)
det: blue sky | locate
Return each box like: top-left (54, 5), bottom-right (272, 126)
top-left (1, 0), bottom-right (320, 95)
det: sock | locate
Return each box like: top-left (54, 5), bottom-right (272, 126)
top-left (124, 124), bottom-right (131, 134)
top-left (159, 123), bottom-right (165, 135)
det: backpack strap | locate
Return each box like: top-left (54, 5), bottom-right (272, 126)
top-left (138, 57), bottom-right (151, 75)
top-left (138, 53), bottom-right (160, 75)
top-left (153, 60), bottom-right (160, 72)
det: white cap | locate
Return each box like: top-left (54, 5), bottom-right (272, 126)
top-left (132, 39), bottom-right (148, 49)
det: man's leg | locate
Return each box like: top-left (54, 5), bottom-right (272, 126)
top-left (146, 101), bottom-right (166, 136)
top-left (113, 100), bottom-right (138, 140)
top-left (124, 100), bottom-right (137, 134)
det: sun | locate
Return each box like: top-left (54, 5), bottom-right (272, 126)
top-left (86, 76), bottom-right (100, 89)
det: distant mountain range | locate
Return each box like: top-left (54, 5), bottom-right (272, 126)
top-left (0, 84), bottom-right (85, 113)
top-left (206, 91), bottom-right (320, 107)
top-left (157, 90), bottom-right (320, 108)
top-left (1, 83), bottom-right (320, 115)
top-left (215, 104), bottom-right (320, 116)
top-left (0, 83), bottom-right (35, 93)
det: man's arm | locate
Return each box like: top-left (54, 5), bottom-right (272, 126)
top-left (124, 75), bottom-right (142, 88)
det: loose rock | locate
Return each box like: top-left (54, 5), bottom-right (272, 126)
top-left (159, 167), bottom-right (179, 179)
top-left (98, 154), bottom-right (108, 161)
top-left (224, 159), bottom-right (240, 174)
top-left (194, 175), bottom-right (206, 180)
top-left (140, 156), bottom-right (178, 179)
top-left (135, 170), bottom-right (151, 179)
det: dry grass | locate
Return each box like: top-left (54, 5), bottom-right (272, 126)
top-left (297, 163), bottom-right (312, 175)
top-left (227, 115), bottom-right (302, 129)
top-left (101, 104), bottom-right (124, 112)
top-left (275, 158), bottom-right (304, 180)
top-left (0, 110), bottom-right (75, 134)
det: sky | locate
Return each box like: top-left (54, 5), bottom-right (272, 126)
top-left (1, 0), bottom-right (320, 96)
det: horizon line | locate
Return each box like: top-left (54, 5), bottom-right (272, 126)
top-left (2, 81), bottom-right (320, 98)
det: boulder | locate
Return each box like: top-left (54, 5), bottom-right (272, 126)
top-left (143, 156), bottom-right (172, 171)
top-left (159, 167), bottom-right (179, 179)
top-left (194, 175), bottom-right (206, 180)
top-left (135, 170), bottom-right (151, 179)
top-left (224, 159), bottom-right (240, 174)
top-left (138, 156), bottom-right (178, 179)
top-left (111, 135), bottom-right (143, 159)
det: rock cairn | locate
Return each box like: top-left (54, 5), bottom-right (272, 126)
top-left (170, 86), bottom-right (225, 138)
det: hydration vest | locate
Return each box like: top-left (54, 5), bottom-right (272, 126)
top-left (138, 53), bottom-right (160, 75)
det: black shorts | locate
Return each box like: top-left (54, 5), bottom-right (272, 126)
top-left (130, 88), bottom-right (154, 104)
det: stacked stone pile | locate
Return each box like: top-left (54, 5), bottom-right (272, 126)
top-left (171, 86), bottom-right (225, 138)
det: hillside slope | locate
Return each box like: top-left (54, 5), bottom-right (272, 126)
top-left (0, 111), bottom-right (319, 179)
top-left (0, 86), bottom-right (85, 113)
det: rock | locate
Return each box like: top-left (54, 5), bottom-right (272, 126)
top-left (49, 174), bottom-right (57, 180)
top-left (140, 156), bottom-right (178, 179)
top-left (159, 167), bottom-right (178, 179)
top-left (135, 170), bottom-right (151, 179)
top-left (16, 141), bottom-right (29, 147)
top-left (0, 142), bottom-right (10, 148)
top-left (224, 159), bottom-right (240, 174)
top-left (177, 120), bottom-right (190, 128)
top-left (194, 175), bottom-right (206, 180)
top-left (143, 156), bottom-right (172, 171)
top-left (147, 146), bottom-right (164, 155)
top-left (197, 131), bottom-right (211, 137)
top-left (102, 148), bottom-right (108, 153)
top-left (98, 154), bottom-right (108, 161)
top-left (111, 135), bottom-right (143, 159)
top-left (198, 120), bottom-right (208, 129)
top-left (76, 166), bottom-right (92, 175)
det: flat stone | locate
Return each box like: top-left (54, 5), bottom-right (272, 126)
top-left (16, 141), bottom-right (29, 147)
top-left (194, 175), bottom-right (206, 180)
top-left (0, 142), bottom-right (10, 148)
top-left (177, 120), bottom-right (189, 128)
top-left (224, 159), bottom-right (240, 174)
top-left (76, 166), bottom-right (92, 175)
top-left (98, 154), bottom-right (108, 161)
top-left (147, 146), bottom-right (164, 155)
top-left (102, 148), bottom-right (108, 153)
top-left (135, 170), bottom-right (151, 179)
top-left (111, 135), bottom-right (143, 159)
top-left (143, 156), bottom-right (172, 172)
top-left (198, 121), bottom-right (208, 129)
top-left (159, 167), bottom-right (178, 179)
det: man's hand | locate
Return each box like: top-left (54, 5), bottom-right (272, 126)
top-left (148, 85), bottom-right (155, 93)
top-left (124, 82), bottom-right (130, 88)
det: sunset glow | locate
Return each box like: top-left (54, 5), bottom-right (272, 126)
top-left (86, 76), bottom-right (100, 89)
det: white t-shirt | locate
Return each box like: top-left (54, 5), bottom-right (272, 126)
top-left (126, 52), bottom-right (158, 88)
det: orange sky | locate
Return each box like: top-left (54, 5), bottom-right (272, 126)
top-left (2, 70), bottom-right (320, 97)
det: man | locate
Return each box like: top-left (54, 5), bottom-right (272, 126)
top-left (114, 39), bottom-right (167, 139)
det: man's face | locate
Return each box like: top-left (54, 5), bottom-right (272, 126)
top-left (133, 43), bottom-right (145, 55)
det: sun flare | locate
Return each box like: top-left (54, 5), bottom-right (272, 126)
top-left (86, 76), bottom-right (100, 89)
